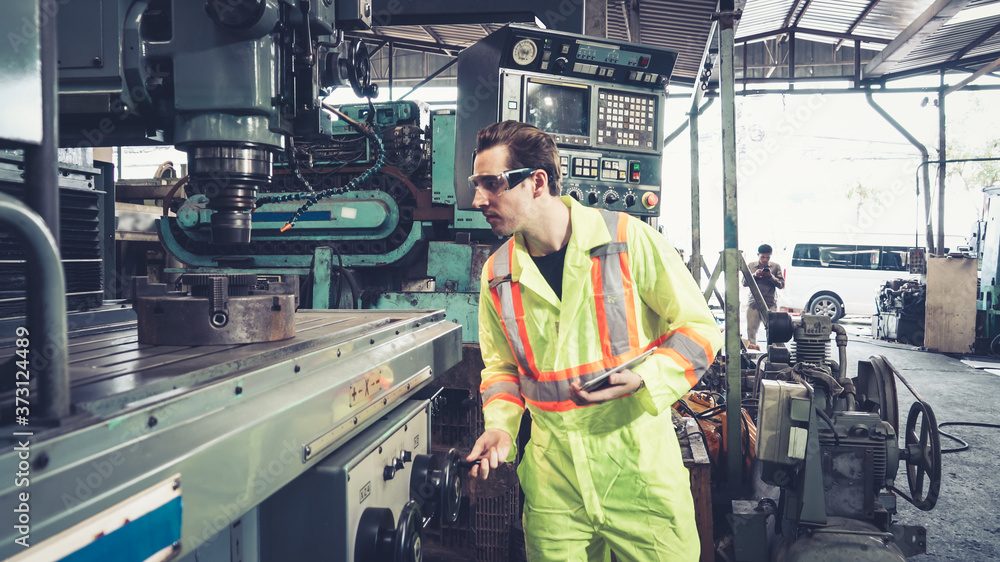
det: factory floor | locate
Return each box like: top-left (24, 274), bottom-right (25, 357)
top-left (822, 317), bottom-right (1000, 561)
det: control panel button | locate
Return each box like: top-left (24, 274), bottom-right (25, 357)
top-left (642, 192), bottom-right (659, 209)
top-left (629, 161), bottom-right (641, 183)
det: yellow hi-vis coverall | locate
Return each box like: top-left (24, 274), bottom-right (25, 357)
top-left (479, 197), bottom-right (723, 562)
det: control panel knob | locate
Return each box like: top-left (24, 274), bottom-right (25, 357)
top-left (604, 191), bottom-right (620, 205)
top-left (553, 57), bottom-right (568, 74)
top-left (625, 193), bottom-right (636, 207)
top-left (402, 450), bottom-right (412, 463)
top-left (383, 457), bottom-right (405, 480)
top-left (568, 188), bottom-right (582, 201)
top-left (587, 192), bottom-right (599, 205)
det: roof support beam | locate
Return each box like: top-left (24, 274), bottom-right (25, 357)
top-left (739, 26), bottom-right (890, 45)
top-left (835, 0), bottom-right (883, 51)
top-left (943, 55), bottom-right (1000, 95)
top-left (864, 0), bottom-right (972, 78)
top-left (948, 19), bottom-right (1000, 61)
top-left (872, 50), bottom-right (1000, 81)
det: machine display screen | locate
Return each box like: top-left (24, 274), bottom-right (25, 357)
top-left (524, 80), bottom-right (589, 138)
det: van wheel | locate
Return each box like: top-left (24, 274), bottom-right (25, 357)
top-left (807, 293), bottom-right (844, 321)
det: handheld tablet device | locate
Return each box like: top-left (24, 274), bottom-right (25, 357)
top-left (579, 347), bottom-right (658, 392)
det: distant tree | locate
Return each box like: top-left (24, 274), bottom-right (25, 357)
top-left (845, 181), bottom-right (878, 224)
top-left (946, 138), bottom-right (1000, 191)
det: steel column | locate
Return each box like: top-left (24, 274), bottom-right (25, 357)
top-left (719, 1), bottom-right (743, 490)
top-left (22, 0), bottom-right (59, 246)
top-left (937, 72), bottom-right (946, 253)
top-left (690, 97), bottom-right (703, 283)
top-left (865, 91), bottom-right (936, 253)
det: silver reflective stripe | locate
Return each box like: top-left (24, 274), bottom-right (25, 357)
top-left (519, 367), bottom-right (610, 403)
top-left (521, 376), bottom-right (572, 403)
top-left (664, 330), bottom-right (713, 377)
top-left (482, 380), bottom-right (522, 404)
top-left (592, 210), bottom-right (631, 357)
top-left (492, 242), bottom-right (532, 374)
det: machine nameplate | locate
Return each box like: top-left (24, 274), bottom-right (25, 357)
top-left (305, 367), bottom-right (432, 461)
top-left (359, 481), bottom-right (371, 504)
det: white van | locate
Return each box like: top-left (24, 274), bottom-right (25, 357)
top-left (778, 241), bottom-right (919, 320)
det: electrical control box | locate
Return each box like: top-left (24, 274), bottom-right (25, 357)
top-left (757, 380), bottom-right (813, 465)
top-left (455, 24), bottom-right (679, 218)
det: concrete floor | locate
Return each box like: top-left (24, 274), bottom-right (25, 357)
top-left (837, 320), bottom-right (1000, 561)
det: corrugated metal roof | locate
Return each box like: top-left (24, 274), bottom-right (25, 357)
top-left (637, 0), bottom-right (720, 82)
top-left (350, 0), bottom-right (1000, 86)
top-left (737, 0), bottom-right (1000, 79)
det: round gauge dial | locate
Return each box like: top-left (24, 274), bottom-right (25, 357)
top-left (512, 39), bottom-right (539, 66)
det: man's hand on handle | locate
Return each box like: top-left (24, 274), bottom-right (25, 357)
top-left (466, 428), bottom-right (513, 480)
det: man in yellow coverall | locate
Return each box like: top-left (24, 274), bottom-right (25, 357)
top-left (465, 121), bottom-right (724, 562)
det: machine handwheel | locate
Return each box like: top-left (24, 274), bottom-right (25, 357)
top-left (441, 449), bottom-right (465, 524)
top-left (394, 501), bottom-right (424, 562)
top-left (348, 39), bottom-right (374, 98)
top-left (904, 401), bottom-right (941, 511)
top-left (355, 507), bottom-right (395, 561)
top-left (409, 453), bottom-right (438, 515)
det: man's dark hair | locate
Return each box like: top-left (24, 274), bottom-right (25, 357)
top-left (758, 244), bottom-right (773, 254)
top-left (475, 121), bottom-right (561, 195)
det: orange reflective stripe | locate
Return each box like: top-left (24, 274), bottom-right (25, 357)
top-left (590, 254), bottom-right (614, 359)
top-left (510, 281), bottom-right (538, 377)
top-left (484, 393), bottom-right (525, 409)
top-left (662, 347), bottom-right (699, 388)
top-left (616, 219), bottom-right (640, 350)
top-left (489, 242), bottom-right (535, 377)
top-left (675, 326), bottom-right (716, 365)
top-left (524, 395), bottom-right (583, 412)
top-left (489, 284), bottom-right (526, 375)
top-left (533, 343), bottom-right (660, 382)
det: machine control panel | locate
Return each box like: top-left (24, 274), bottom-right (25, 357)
top-left (559, 150), bottom-right (659, 213)
top-left (501, 29), bottom-right (676, 90)
top-left (456, 25), bottom-right (678, 218)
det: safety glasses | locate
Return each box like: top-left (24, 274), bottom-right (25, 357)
top-left (468, 168), bottom-right (540, 196)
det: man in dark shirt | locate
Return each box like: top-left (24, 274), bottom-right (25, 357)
top-left (744, 243), bottom-right (784, 343)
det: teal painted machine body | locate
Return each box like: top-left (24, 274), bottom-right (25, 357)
top-left (160, 101), bottom-right (498, 343)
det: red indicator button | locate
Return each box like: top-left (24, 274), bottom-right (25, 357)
top-left (638, 56), bottom-right (650, 66)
